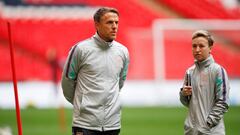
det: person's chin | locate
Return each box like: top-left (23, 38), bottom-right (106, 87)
top-left (197, 58), bottom-right (204, 62)
top-left (195, 55), bottom-right (201, 59)
top-left (106, 38), bottom-right (115, 42)
top-left (110, 36), bottom-right (116, 41)
top-left (195, 56), bottom-right (203, 62)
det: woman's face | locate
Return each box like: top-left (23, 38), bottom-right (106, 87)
top-left (192, 36), bottom-right (212, 62)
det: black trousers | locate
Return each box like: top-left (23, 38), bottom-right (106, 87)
top-left (72, 127), bottom-right (120, 135)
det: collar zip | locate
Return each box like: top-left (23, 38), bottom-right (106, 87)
top-left (93, 33), bottom-right (113, 49)
top-left (195, 55), bottom-right (214, 69)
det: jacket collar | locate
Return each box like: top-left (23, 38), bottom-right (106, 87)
top-left (93, 33), bottom-right (113, 49)
top-left (194, 54), bottom-right (214, 69)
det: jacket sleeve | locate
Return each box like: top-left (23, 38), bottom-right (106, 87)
top-left (207, 67), bottom-right (230, 127)
top-left (119, 48), bottom-right (129, 90)
top-left (61, 45), bottom-right (81, 104)
top-left (179, 72), bottom-right (191, 107)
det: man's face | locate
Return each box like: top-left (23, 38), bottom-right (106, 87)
top-left (192, 36), bottom-right (212, 62)
top-left (95, 12), bottom-right (119, 42)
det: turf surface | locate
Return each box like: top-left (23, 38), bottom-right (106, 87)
top-left (0, 106), bottom-right (239, 135)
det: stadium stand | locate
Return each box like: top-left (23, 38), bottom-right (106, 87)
top-left (0, 0), bottom-right (166, 81)
top-left (157, 0), bottom-right (240, 19)
top-left (0, 0), bottom-right (239, 81)
top-left (157, 0), bottom-right (240, 46)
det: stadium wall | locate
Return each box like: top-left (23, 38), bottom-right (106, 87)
top-left (0, 80), bottom-right (239, 109)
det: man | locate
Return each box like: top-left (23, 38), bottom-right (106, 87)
top-left (61, 7), bottom-right (129, 135)
top-left (180, 30), bottom-right (230, 135)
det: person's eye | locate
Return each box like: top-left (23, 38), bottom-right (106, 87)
top-left (200, 45), bottom-right (205, 48)
top-left (107, 21), bottom-right (113, 24)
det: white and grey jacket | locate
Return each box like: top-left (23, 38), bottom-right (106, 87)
top-left (180, 55), bottom-right (230, 135)
top-left (61, 33), bottom-right (129, 131)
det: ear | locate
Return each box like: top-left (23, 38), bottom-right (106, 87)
top-left (209, 46), bottom-right (213, 53)
top-left (94, 21), bottom-right (99, 30)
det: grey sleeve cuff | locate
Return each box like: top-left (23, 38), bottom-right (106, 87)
top-left (179, 88), bottom-right (190, 107)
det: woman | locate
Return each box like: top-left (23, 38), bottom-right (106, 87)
top-left (180, 30), bottom-right (230, 135)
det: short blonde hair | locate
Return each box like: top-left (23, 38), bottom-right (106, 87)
top-left (192, 30), bottom-right (214, 46)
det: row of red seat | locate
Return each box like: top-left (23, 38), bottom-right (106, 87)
top-left (0, 44), bottom-right (51, 80)
top-left (157, 0), bottom-right (240, 47)
top-left (0, 0), bottom-right (167, 81)
top-left (1, 19), bottom-right (239, 80)
top-left (158, 0), bottom-right (239, 19)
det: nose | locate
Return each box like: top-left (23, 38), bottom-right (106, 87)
top-left (195, 46), bottom-right (200, 52)
top-left (112, 22), bottom-right (117, 29)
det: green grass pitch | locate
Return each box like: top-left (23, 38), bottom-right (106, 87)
top-left (0, 106), bottom-right (239, 135)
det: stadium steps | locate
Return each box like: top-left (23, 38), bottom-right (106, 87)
top-left (137, 0), bottom-right (182, 18)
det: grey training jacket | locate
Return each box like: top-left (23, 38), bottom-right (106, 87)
top-left (61, 33), bottom-right (129, 131)
top-left (180, 55), bottom-right (230, 135)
